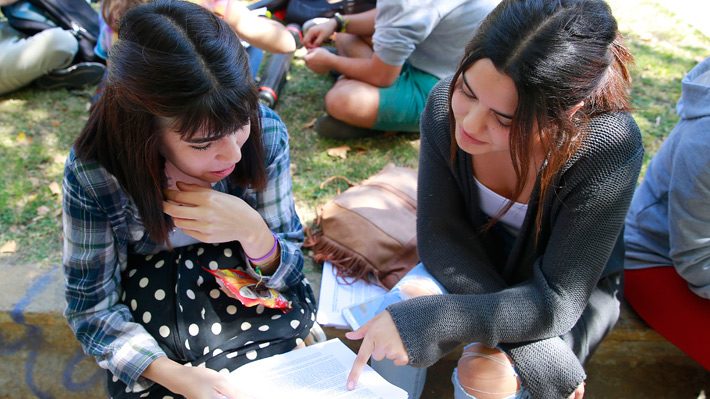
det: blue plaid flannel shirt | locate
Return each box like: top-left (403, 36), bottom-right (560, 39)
top-left (62, 105), bottom-right (305, 391)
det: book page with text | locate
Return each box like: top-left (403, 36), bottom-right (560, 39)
top-left (228, 338), bottom-right (407, 398)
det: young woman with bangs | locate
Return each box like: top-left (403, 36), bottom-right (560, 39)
top-left (345, 0), bottom-right (644, 398)
top-left (62, 1), bottom-right (316, 398)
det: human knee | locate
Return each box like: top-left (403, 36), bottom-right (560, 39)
top-left (324, 84), bottom-right (358, 120)
top-left (36, 28), bottom-right (79, 68)
top-left (324, 86), bottom-right (343, 115)
top-left (335, 33), bottom-right (372, 58)
top-left (456, 344), bottom-right (520, 399)
top-left (334, 33), bottom-right (358, 53)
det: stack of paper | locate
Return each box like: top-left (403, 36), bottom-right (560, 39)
top-left (316, 262), bottom-right (387, 329)
top-left (228, 338), bottom-right (408, 398)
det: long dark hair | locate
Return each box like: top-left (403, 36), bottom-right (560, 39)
top-left (449, 0), bottom-right (633, 231)
top-left (75, 0), bottom-right (266, 244)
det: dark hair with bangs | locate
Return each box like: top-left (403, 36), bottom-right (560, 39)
top-left (74, 0), bottom-right (265, 244)
top-left (449, 0), bottom-right (633, 232)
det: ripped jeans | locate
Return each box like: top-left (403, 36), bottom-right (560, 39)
top-left (370, 264), bottom-right (530, 399)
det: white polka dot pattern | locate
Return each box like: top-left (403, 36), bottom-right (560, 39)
top-left (113, 241), bottom-right (317, 397)
top-left (189, 324), bottom-right (199, 336)
top-left (159, 326), bottom-right (170, 338)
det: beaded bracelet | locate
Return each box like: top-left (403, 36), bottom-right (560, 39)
top-left (245, 231), bottom-right (278, 263)
top-left (333, 12), bottom-right (348, 33)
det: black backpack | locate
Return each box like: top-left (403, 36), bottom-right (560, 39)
top-left (249, 0), bottom-right (376, 25)
top-left (1, 0), bottom-right (103, 64)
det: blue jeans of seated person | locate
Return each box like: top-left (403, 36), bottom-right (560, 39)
top-left (245, 45), bottom-right (263, 80)
top-left (370, 263), bottom-right (530, 399)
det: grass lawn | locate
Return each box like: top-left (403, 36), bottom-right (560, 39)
top-left (0, 0), bottom-right (708, 267)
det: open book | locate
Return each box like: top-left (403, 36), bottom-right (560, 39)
top-left (228, 338), bottom-right (407, 398)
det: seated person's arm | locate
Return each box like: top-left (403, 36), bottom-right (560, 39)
top-left (303, 8), bottom-right (377, 49)
top-left (305, 50), bottom-right (402, 88)
top-left (223, 1), bottom-right (297, 53)
top-left (668, 139), bottom-right (710, 299)
top-left (339, 8), bottom-right (377, 37)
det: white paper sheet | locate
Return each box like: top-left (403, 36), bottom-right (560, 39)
top-left (228, 338), bottom-right (408, 398)
top-left (316, 262), bottom-right (388, 329)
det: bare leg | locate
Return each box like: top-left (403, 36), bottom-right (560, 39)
top-left (334, 32), bottom-right (373, 59)
top-left (324, 77), bottom-right (379, 128)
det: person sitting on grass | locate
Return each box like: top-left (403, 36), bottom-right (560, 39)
top-left (344, 0), bottom-right (643, 398)
top-left (0, 0), bottom-right (105, 95)
top-left (96, 0), bottom-right (301, 78)
top-left (62, 1), bottom-right (318, 398)
top-left (301, 0), bottom-right (499, 139)
top-left (624, 56), bottom-right (710, 372)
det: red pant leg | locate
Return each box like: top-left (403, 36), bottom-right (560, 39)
top-left (625, 266), bottom-right (710, 371)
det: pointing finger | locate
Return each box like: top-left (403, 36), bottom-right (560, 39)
top-left (347, 336), bottom-right (374, 390)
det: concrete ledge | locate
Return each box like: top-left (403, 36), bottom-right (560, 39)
top-left (591, 300), bottom-right (697, 366)
top-left (1, 259), bottom-right (707, 399)
top-left (0, 262), bottom-right (106, 399)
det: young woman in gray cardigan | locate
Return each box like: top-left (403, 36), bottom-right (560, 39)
top-left (345, 0), bottom-right (644, 398)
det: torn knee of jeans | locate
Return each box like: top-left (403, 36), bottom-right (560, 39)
top-left (455, 345), bottom-right (521, 398)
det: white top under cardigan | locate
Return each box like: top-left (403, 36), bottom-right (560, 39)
top-left (475, 177), bottom-right (528, 234)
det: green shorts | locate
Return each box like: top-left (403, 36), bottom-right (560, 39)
top-left (374, 63), bottom-right (440, 132)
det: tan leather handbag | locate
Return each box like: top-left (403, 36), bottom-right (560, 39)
top-left (305, 164), bottom-right (418, 290)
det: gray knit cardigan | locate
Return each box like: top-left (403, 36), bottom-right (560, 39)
top-left (387, 78), bottom-right (643, 399)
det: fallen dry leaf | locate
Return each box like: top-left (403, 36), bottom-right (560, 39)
top-left (53, 208), bottom-right (63, 217)
top-left (37, 205), bottom-right (50, 216)
top-left (16, 132), bottom-right (27, 142)
top-left (53, 154), bottom-right (67, 164)
top-left (326, 145), bottom-right (351, 159)
top-left (48, 181), bottom-right (61, 195)
top-left (318, 175), bottom-right (354, 189)
top-left (303, 118), bottom-right (317, 129)
top-left (52, 119), bottom-right (60, 127)
top-left (29, 177), bottom-right (40, 187)
top-left (0, 241), bottom-right (17, 254)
